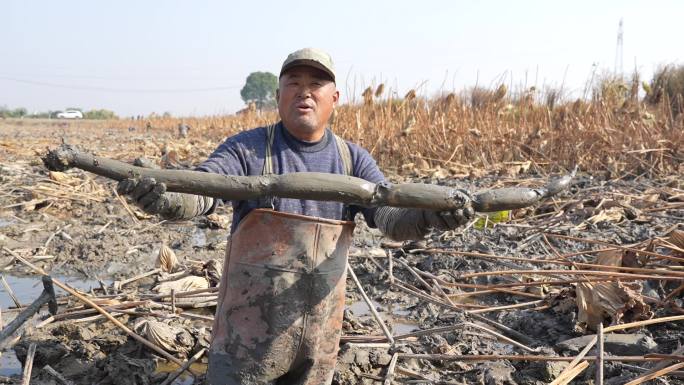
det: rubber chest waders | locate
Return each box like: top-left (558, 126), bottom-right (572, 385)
top-left (208, 125), bottom-right (355, 385)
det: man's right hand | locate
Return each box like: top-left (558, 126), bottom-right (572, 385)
top-left (117, 176), bottom-right (216, 220)
top-left (117, 177), bottom-right (171, 215)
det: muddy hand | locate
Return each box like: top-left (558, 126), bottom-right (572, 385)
top-left (117, 177), bottom-right (170, 215)
top-left (374, 190), bottom-right (475, 241)
top-left (423, 189), bottom-right (475, 230)
top-left (117, 176), bottom-right (213, 220)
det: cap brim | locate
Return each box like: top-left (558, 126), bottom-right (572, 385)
top-left (280, 59), bottom-right (335, 82)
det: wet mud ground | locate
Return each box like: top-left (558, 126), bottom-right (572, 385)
top-left (0, 120), bottom-right (683, 384)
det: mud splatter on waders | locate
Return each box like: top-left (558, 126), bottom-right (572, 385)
top-left (208, 125), bottom-right (355, 385)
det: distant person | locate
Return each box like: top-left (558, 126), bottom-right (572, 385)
top-left (178, 123), bottom-right (191, 138)
top-left (117, 48), bottom-right (474, 384)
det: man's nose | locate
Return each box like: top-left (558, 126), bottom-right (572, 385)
top-left (296, 85), bottom-right (313, 98)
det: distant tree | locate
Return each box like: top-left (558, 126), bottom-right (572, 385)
top-left (240, 71), bottom-right (278, 110)
top-left (4, 107), bottom-right (28, 118)
top-left (27, 111), bottom-right (51, 119)
top-left (162, 111), bottom-right (173, 118)
top-left (84, 109), bottom-right (118, 120)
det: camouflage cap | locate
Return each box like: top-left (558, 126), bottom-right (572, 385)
top-left (280, 48), bottom-right (336, 82)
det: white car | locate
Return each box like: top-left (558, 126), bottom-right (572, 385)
top-left (57, 110), bottom-right (83, 119)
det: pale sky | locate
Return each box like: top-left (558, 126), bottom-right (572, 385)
top-left (2, 0), bottom-right (681, 117)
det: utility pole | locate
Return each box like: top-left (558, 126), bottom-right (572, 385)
top-left (614, 18), bottom-right (624, 77)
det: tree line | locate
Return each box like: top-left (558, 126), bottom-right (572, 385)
top-left (0, 106), bottom-right (118, 119)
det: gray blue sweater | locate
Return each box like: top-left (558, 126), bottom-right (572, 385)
top-left (196, 122), bottom-right (386, 232)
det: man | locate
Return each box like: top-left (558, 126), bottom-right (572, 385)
top-left (118, 48), bottom-right (473, 385)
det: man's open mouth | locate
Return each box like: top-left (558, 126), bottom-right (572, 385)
top-left (296, 103), bottom-right (314, 112)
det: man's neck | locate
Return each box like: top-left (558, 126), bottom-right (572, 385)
top-left (283, 124), bottom-right (326, 142)
top-left (280, 124), bottom-right (331, 153)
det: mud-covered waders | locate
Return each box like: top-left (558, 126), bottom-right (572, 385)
top-left (208, 124), bottom-right (356, 384)
top-left (208, 210), bottom-right (355, 384)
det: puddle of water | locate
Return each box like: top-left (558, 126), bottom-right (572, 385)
top-left (348, 299), bottom-right (381, 317)
top-left (393, 320), bottom-right (420, 335)
top-left (191, 228), bottom-right (226, 249)
top-left (347, 300), bottom-right (418, 335)
top-left (0, 275), bottom-right (107, 309)
top-left (348, 300), bottom-right (411, 318)
top-left (0, 274), bottom-right (111, 377)
top-left (448, 292), bottom-right (479, 305)
top-left (389, 305), bottom-right (410, 317)
top-left (0, 351), bottom-right (22, 376)
top-left (191, 228), bottom-right (208, 248)
top-left (491, 342), bottom-right (516, 355)
top-left (155, 361), bottom-right (207, 385)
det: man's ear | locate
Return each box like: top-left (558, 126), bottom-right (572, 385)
top-left (276, 88), bottom-right (280, 102)
top-left (332, 89), bottom-right (340, 106)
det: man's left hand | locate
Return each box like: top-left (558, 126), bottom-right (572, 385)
top-left (422, 188), bottom-right (474, 230)
top-left (422, 205), bottom-right (475, 231)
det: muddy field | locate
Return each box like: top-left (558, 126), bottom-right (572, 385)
top-left (0, 119), bottom-right (683, 384)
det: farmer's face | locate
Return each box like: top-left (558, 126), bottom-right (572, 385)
top-left (277, 66), bottom-right (338, 141)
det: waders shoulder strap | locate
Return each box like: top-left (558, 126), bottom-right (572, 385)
top-left (332, 133), bottom-right (354, 220)
top-left (333, 134), bottom-right (353, 177)
top-left (258, 124), bottom-right (277, 209)
top-left (262, 124), bottom-right (277, 176)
